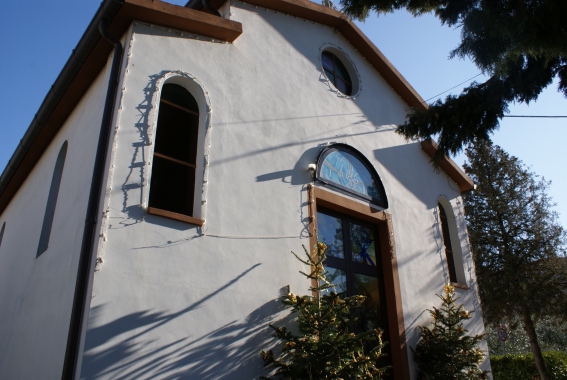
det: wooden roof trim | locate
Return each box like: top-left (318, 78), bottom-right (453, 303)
top-left (421, 139), bottom-right (475, 193)
top-left (237, 0), bottom-right (427, 110)
top-left (119, 0), bottom-right (242, 41)
top-left (0, 0), bottom-right (242, 216)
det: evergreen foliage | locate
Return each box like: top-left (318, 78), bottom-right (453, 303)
top-left (260, 242), bottom-right (388, 379)
top-left (491, 351), bottom-right (567, 380)
top-left (462, 140), bottom-right (567, 380)
top-left (412, 284), bottom-right (487, 380)
top-left (337, 0), bottom-right (567, 157)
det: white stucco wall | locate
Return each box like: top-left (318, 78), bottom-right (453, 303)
top-left (77, 2), bottom-right (489, 379)
top-left (0, 65), bottom-right (111, 378)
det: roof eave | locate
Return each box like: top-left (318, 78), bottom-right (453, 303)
top-left (0, 0), bottom-right (242, 216)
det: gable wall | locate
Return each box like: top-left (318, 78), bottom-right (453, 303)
top-left (0, 62), bottom-right (111, 379)
top-left (80, 3), bottom-right (489, 378)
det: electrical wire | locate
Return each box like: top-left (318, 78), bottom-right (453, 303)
top-left (422, 74), bottom-right (566, 118)
top-left (503, 115), bottom-right (567, 118)
top-left (423, 73), bottom-right (484, 103)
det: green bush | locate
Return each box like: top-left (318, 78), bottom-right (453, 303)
top-left (491, 351), bottom-right (567, 380)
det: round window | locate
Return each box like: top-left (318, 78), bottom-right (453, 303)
top-left (321, 50), bottom-right (355, 96)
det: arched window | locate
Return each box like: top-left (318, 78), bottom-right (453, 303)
top-left (148, 83), bottom-right (201, 224)
top-left (316, 144), bottom-right (388, 208)
top-left (37, 141), bottom-right (68, 257)
top-left (0, 222), bottom-right (5, 249)
top-left (438, 199), bottom-right (467, 287)
top-left (438, 202), bottom-right (457, 283)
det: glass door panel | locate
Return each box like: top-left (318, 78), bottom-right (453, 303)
top-left (317, 211), bottom-right (345, 259)
top-left (353, 273), bottom-right (384, 331)
top-left (349, 222), bottom-right (377, 266)
top-left (324, 267), bottom-right (348, 298)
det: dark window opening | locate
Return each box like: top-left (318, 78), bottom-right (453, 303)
top-left (317, 208), bottom-right (391, 366)
top-left (439, 203), bottom-right (458, 283)
top-left (322, 51), bottom-right (353, 95)
top-left (149, 83), bottom-right (199, 217)
top-left (0, 222), bottom-right (5, 248)
top-left (37, 141), bottom-right (68, 257)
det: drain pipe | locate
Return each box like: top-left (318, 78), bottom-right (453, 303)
top-left (62, 21), bottom-right (123, 380)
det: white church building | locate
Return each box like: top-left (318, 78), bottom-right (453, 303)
top-left (0, 0), bottom-right (490, 378)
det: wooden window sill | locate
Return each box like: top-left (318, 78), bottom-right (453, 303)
top-left (451, 282), bottom-right (470, 290)
top-left (147, 207), bottom-right (204, 226)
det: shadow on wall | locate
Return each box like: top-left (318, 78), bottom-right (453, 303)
top-left (119, 73), bottom-right (160, 225)
top-left (395, 225), bottom-right (449, 352)
top-left (81, 263), bottom-right (293, 379)
top-left (255, 146), bottom-right (318, 185)
top-left (211, 116), bottom-right (389, 168)
top-left (373, 143), bottom-right (460, 210)
top-left (255, 147), bottom-right (319, 239)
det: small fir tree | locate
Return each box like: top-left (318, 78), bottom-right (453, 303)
top-left (260, 242), bottom-right (388, 379)
top-left (412, 284), bottom-right (487, 380)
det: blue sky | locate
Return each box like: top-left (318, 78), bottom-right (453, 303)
top-left (1, 1), bottom-right (565, 228)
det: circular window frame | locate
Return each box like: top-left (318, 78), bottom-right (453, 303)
top-left (315, 143), bottom-right (388, 208)
top-left (319, 45), bottom-right (361, 98)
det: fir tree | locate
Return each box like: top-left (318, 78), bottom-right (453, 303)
top-left (412, 284), bottom-right (487, 380)
top-left (336, 0), bottom-right (567, 157)
top-left (463, 141), bottom-right (567, 380)
top-left (260, 242), bottom-right (388, 379)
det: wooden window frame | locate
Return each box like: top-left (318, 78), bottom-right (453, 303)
top-left (438, 202), bottom-right (469, 290)
top-left (147, 84), bottom-right (204, 226)
top-left (308, 185), bottom-right (410, 379)
top-left (439, 203), bottom-right (457, 284)
top-left (318, 207), bottom-right (383, 279)
top-left (147, 207), bottom-right (204, 226)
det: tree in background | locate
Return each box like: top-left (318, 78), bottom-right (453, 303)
top-left (485, 317), bottom-right (567, 356)
top-left (337, 0), bottom-right (567, 157)
top-left (260, 242), bottom-right (387, 379)
top-left (413, 284), bottom-right (487, 379)
top-left (462, 141), bottom-right (567, 380)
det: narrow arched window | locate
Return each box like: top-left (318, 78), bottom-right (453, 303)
top-left (37, 141), bottom-right (68, 257)
top-left (316, 144), bottom-right (388, 208)
top-left (438, 202), bottom-right (457, 283)
top-left (0, 222), bottom-right (5, 249)
top-left (148, 83), bottom-right (199, 221)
